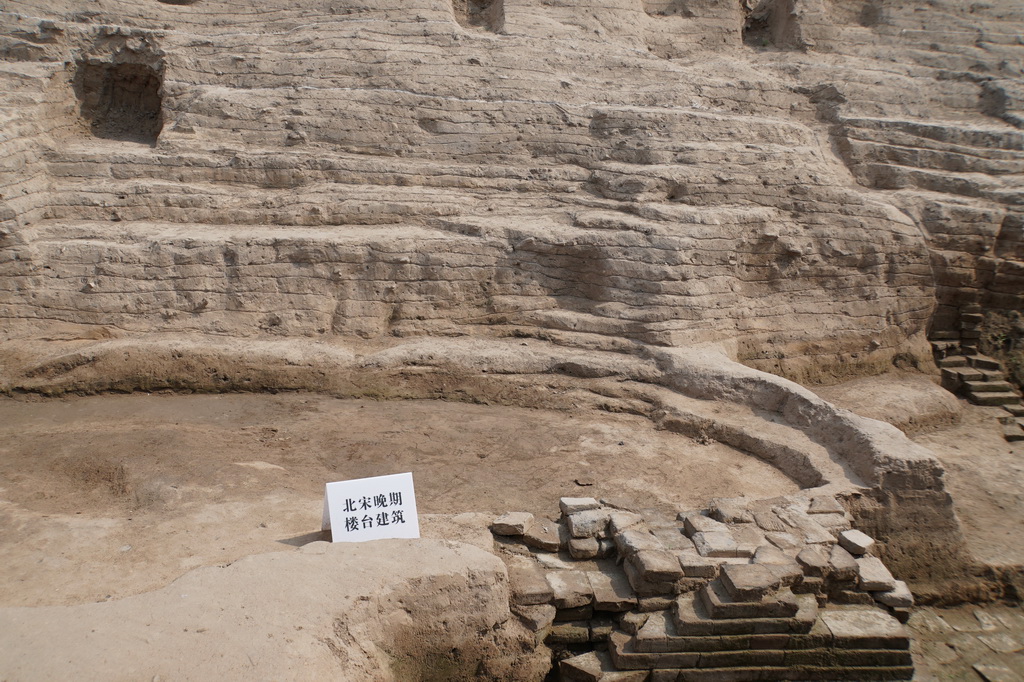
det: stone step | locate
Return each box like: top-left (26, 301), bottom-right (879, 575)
top-left (969, 391), bottom-right (1021, 407)
top-left (1004, 404), bottom-right (1024, 418)
top-left (929, 340), bottom-right (959, 352)
top-left (612, 633), bottom-right (913, 675)
top-left (929, 331), bottom-right (960, 341)
top-left (698, 581), bottom-right (799, 620)
top-left (964, 380), bottom-right (1016, 393)
top-left (559, 649), bottom-right (647, 682)
top-left (646, 664), bottom-right (914, 680)
top-left (954, 368), bottom-right (986, 382)
top-left (1004, 422), bottom-right (1024, 442)
top-left (639, 610), bottom-right (816, 653)
top-left (936, 355), bottom-right (968, 368)
top-left (968, 355), bottom-right (1004, 371)
top-left (641, 605), bottom-right (910, 651)
top-left (672, 592), bottom-right (818, 636)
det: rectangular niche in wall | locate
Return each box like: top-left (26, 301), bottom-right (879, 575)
top-left (452, 0), bottom-right (503, 32)
top-left (73, 61), bottom-right (164, 144)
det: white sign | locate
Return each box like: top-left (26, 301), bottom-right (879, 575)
top-left (322, 472), bottom-right (420, 543)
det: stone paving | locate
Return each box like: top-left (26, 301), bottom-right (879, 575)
top-left (910, 605), bottom-right (1024, 681)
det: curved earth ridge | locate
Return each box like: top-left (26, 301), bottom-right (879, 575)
top-left (0, 331), bottom-right (968, 585)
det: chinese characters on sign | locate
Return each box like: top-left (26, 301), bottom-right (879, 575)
top-left (322, 472), bottom-right (419, 543)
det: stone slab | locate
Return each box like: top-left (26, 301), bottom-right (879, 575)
top-left (632, 549), bottom-right (685, 582)
top-left (838, 529), bottom-right (875, 555)
top-left (797, 546), bottom-right (829, 577)
top-left (558, 651), bottom-right (604, 682)
top-left (507, 556), bottom-right (554, 606)
top-left (546, 570), bottom-right (593, 609)
top-left (720, 563), bottom-right (783, 601)
top-left (699, 580), bottom-right (800, 620)
top-left (752, 510), bottom-right (788, 532)
top-left (624, 557), bottom-right (677, 597)
top-left (619, 610), bottom-right (649, 635)
top-left (490, 511), bottom-right (534, 536)
top-left (856, 556), bottom-right (897, 592)
top-left (567, 509), bottom-right (611, 538)
top-left (828, 544), bottom-right (859, 581)
top-left (569, 536), bottom-right (600, 560)
top-left (511, 602), bottom-right (556, 631)
top-left (819, 606), bottom-right (910, 650)
top-left (587, 570), bottom-right (637, 612)
top-left (681, 513), bottom-right (729, 537)
top-left (709, 498), bottom-right (754, 524)
top-left (775, 509), bottom-right (835, 545)
top-left (872, 580), bottom-right (913, 608)
top-left (753, 540), bottom-right (790, 561)
top-left (651, 526), bottom-right (694, 551)
top-left (638, 595), bottom-right (677, 612)
top-left (650, 667), bottom-right (913, 681)
top-left (765, 531), bottom-right (802, 550)
top-left (808, 496), bottom-right (845, 514)
top-left (587, 617), bottom-right (613, 643)
top-left (731, 524), bottom-right (768, 556)
top-left (609, 631), bottom-right (700, 670)
top-left (615, 527), bottom-right (665, 556)
top-left (555, 605), bottom-right (593, 622)
top-left (692, 531), bottom-right (742, 558)
top-left (546, 620), bottom-right (590, 644)
top-left (812, 513), bottom-right (852, 531)
top-left (673, 592), bottom-right (817, 636)
top-left (523, 519), bottom-right (567, 552)
top-left (609, 511), bottom-right (645, 534)
top-left (678, 548), bottom-right (721, 579)
top-left (560, 497), bottom-right (600, 516)
top-left (974, 664), bottom-right (1020, 682)
top-left (636, 612), bottom-right (848, 654)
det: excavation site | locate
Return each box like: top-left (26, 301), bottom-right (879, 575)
top-left (0, 0), bottom-right (1023, 679)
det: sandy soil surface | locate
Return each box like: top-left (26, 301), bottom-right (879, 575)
top-left (0, 392), bottom-right (799, 607)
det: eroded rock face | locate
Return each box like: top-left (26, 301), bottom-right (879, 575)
top-left (1, 0), bottom-right (1018, 380)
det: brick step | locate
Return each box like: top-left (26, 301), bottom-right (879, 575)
top-left (969, 391), bottom-right (1021, 407)
top-left (611, 631), bottom-right (912, 671)
top-left (646, 664), bottom-right (914, 681)
top-left (964, 380), bottom-right (1017, 393)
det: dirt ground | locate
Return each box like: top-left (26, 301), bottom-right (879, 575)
top-left (0, 391), bottom-right (799, 608)
top-left (2, 387), bottom-right (1023, 681)
top-left (912, 404), bottom-right (1024, 569)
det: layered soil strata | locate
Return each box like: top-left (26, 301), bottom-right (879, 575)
top-left (1, 0), bottom-right (1022, 678)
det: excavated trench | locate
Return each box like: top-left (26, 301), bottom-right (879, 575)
top-left (0, 391), bottom-right (803, 608)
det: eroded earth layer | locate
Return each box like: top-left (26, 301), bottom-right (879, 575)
top-left (1, 0), bottom-right (1022, 679)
